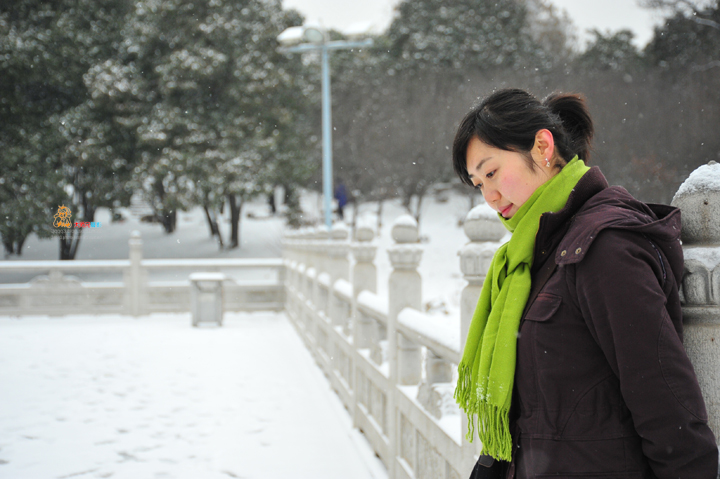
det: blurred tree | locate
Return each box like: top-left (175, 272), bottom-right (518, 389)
top-left (329, 0), bottom-right (575, 227)
top-left (0, 0), bottom-right (132, 258)
top-left (385, 0), bottom-right (532, 71)
top-left (644, 0), bottom-right (720, 71)
top-left (524, 0), bottom-right (577, 62)
top-left (576, 29), bottom-right (643, 72)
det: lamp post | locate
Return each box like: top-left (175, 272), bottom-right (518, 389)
top-left (278, 26), bottom-right (373, 230)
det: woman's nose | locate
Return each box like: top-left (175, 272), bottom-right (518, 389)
top-left (483, 186), bottom-right (500, 203)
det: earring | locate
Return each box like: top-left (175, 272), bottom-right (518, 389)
top-left (545, 158), bottom-right (551, 167)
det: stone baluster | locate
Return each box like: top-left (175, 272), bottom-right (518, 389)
top-left (314, 226), bottom-right (331, 273)
top-left (300, 228), bottom-right (313, 267)
top-left (416, 349), bottom-right (455, 419)
top-left (353, 223), bottom-right (378, 349)
top-left (386, 215), bottom-right (423, 479)
top-left (388, 215), bottom-right (423, 386)
top-left (458, 204), bottom-right (507, 353)
top-left (328, 223), bottom-right (351, 283)
top-left (126, 230), bottom-right (146, 317)
top-left (324, 224), bottom-right (349, 331)
top-left (671, 161), bottom-right (720, 440)
top-left (458, 203), bottom-right (506, 461)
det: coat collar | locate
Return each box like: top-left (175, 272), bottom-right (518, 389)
top-left (533, 166), bottom-right (608, 266)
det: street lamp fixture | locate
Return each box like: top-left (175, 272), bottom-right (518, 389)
top-left (278, 25), bottom-right (373, 230)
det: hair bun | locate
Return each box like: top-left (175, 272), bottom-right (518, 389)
top-left (544, 93), bottom-right (594, 162)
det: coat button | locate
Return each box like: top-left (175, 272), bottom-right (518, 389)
top-left (560, 250), bottom-right (567, 256)
top-left (575, 248), bottom-right (582, 254)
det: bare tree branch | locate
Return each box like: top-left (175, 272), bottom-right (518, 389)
top-left (640, 0), bottom-right (720, 29)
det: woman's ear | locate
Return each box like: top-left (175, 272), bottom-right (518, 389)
top-left (532, 129), bottom-right (555, 167)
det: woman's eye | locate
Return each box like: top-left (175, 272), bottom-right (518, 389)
top-left (486, 170), bottom-right (495, 179)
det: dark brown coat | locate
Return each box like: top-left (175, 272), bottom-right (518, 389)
top-left (508, 167), bottom-right (718, 478)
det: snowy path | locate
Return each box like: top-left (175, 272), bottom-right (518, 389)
top-left (0, 313), bottom-right (387, 479)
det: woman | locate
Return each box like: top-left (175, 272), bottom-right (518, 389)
top-left (452, 88), bottom-right (718, 479)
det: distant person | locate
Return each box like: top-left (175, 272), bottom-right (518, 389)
top-left (334, 182), bottom-right (347, 220)
top-left (452, 88), bottom-right (718, 478)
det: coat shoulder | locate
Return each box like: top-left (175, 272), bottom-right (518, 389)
top-left (555, 186), bottom-right (681, 267)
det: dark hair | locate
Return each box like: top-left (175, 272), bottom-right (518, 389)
top-left (452, 88), bottom-right (594, 186)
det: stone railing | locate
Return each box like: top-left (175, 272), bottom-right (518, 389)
top-left (284, 161), bottom-right (720, 478)
top-left (672, 161), bottom-right (720, 437)
top-left (0, 231), bottom-right (285, 315)
top-left (283, 207), bottom-right (505, 479)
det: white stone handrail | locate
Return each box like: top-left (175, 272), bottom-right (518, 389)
top-left (0, 259), bottom-right (130, 271)
top-left (397, 308), bottom-right (460, 365)
top-left (0, 231), bottom-right (285, 316)
top-left (357, 290), bottom-right (388, 325)
top-left (283, 211), bottom-right (504, 478)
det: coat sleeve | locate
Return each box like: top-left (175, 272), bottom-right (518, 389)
top-left (573, 229), bottom-right (718, 479)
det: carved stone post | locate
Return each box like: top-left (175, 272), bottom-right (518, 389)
top-left (328, 223), bottom-right (350, 283)
top-left (459, 204), bottom-right (507, 352)
top-left (126, 230), bottom-right (146, 316)
top-left (672, 161), bottom-right (720, 440)
top-left (388, 215), bottom-right (423, 386)
top-left (352, 223), bottom-right (378, 349)
top-left (314, 226), bottom-right (331, 274)
top-left (387, 214), bottom-right (423, 478)
top-left (458, 204), bottom-right (506, 461)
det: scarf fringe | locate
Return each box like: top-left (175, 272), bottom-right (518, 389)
top-left (454, 363), bottom-right (513, 462)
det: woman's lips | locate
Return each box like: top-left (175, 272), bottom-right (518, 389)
top-left (499, 204), bottom-right (513, 217)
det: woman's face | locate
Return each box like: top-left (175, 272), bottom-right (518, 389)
top-left (465, 137), bottom-right (554, 219)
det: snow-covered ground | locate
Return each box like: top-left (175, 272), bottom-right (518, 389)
top-left (0, 312), bottom-right (388, 479)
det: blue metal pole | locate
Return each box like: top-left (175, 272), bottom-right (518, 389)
top-left (321, 44), bottom-right (333, 230)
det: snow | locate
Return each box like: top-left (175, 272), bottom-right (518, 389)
top-left (683, 245), bottom-right (720, 269)
top-left (392, 214), bottom-right (417, 228)
top-left (317, 272), bottom-right (331, 287)
top-left (465, 203), bottom-right (498, 221)
top-left (188, 272), bottom-right (226, 282)
top-left (334, 278), bottom-right (354, 300)
top-left (397, 308), bottom-right (460, 357)
top-left (357, 291), bottom-right (389, 318)
top-left (0, 312), bottom-right (387, 479)
top-left (674, 161), bottom-right (720, 198)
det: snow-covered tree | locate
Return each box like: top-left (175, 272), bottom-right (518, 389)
top-left (0, 0), bottom-right (132, 258)
top-left (120, 0), bottom-right (314, 244)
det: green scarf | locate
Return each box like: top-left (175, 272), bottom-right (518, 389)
top-left (454, 157), bottom-right (589, 461)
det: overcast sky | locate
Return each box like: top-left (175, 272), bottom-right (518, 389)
top-left (281, 0), bottom-right (668, 48)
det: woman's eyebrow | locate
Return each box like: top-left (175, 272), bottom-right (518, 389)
top-left (467, 157), bottom-right (492, 178)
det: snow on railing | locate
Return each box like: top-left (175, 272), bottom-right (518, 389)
top-left (397, 308), bottom-right (460, 365)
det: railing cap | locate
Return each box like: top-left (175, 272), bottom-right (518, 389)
top-left (392, 214), bottom-right (418, 244)
top-left (355, 216), bottom-right (375, 242)
top-left (464, 204), bottom-right (506, 242)
top-left (672, 160), bottom-right (720, 244)
top-left (331, 222), bottom-right (349, 240)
